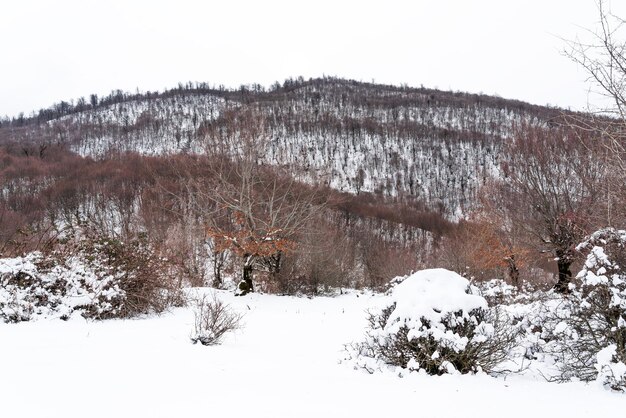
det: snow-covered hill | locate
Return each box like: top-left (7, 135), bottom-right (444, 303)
top-left (1, 78), bottom-right (566, 217)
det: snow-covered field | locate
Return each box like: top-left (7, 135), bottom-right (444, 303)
top-left (1, 289), bottom-right (623, 418)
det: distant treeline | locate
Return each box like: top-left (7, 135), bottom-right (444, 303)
top-left (1, 76), bottom-right (568, 128)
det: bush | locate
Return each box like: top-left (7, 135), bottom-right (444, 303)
top-left (545, 228), bottom-right (626, 390)
top-left (0, 251), bottom-right (127, 322)
top-left (73, 233), bottom-right (182, 318)
top-left (0, 232), bottom-right (183, 322)
top-left (0, 253), bottom-right (46, 322)
top-left (190, 294), bottom-right (242, 346)
top-left (351, 269), bottom-right (516, 375)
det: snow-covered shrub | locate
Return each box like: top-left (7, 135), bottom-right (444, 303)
top-left (0, 251), bottom-right (124, 322)
top-left (476, 279), bottom-right (519, 306)
top-left (475, 278), bottom-right (548, 307)
top-left (190, 294), bottom-right (242, 345)
top-left (488, 290), bottom-right (567, 376)
top-left (352, 269), bottom-right (516, 375)
top-left (0, 233), bottom-right (182, 322)
top-left (546, 228), bottom-right (626, 390)
top-left (75, 234), bottom-right (183, 318)
top-left (0, 253), bottom-right (49, 322)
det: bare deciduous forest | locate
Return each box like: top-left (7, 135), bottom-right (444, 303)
top-left (0, 72), bottom-right (624, 293)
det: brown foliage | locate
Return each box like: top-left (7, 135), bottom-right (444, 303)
top-left (329, 191), bottom-right (452, 236)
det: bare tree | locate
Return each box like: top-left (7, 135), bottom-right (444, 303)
top-left (183, 108), bottom-right (327, 294)
top-left (564, 0), bottom-right (626, 224)
top-left (494, 124), bottom-right (604, 292)
top-left (565, 1), bottom-right (626, 120)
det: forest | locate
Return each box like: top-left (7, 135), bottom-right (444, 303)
top-left (0, 73), bottom-right (620, 294)
top-left (2, 3), bottom-right (626, 401)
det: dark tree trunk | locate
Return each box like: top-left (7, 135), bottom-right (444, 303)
top-left (211, 250), bottom-right (224, 288)
top-left (505, 255), bottom-right (520, 289)
top-left (238, 256), bottom-right (254, 295)
top-left (269, 251), bottom-right (282, 279)
top-left (554, 257), bottom-right (572, 293)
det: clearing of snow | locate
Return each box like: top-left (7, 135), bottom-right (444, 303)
top-left (0, 289), bottom-right (623, 417)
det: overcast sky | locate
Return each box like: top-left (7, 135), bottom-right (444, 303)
top-left (1, 0), bottom-right (625, 117)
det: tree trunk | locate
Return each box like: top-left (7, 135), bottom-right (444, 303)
top-left (211, 250), bottom-right (224, 288)
top-left (238, 255), bottom-right (254, 295)
top-left (269, 251), bottom-right (282, 279)
top-left (505, 255), bottom-right (520, 289)
top-left (554, 257), bottom-right (572, 293)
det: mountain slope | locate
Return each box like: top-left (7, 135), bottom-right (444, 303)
top-left (0, 77), bottom-right (568, 216)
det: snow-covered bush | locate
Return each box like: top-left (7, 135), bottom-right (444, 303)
top-left (0, 251), bottom-right (125, 322)
top-left (474, 278), bottom-right (548, 308)
top-left (190, 294), bottom-right (242, 345)
top-left (75, 234), bottom-right (183, 318)
top-left (0, 233), bottom-right (181, 322)
top-left (476, 279), bottom-right (519, 306)
top-left (546, 228), bottom-right (626, 390)
top-left (352, 269), bottom-right (515, 375)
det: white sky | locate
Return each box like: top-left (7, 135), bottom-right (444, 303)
top-left (1, 0), bottom-right (625, 117)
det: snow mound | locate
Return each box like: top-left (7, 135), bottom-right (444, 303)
top-left (596, 345), bottom-right (626, 390)
top-left (350, 269), bottom-right (511, 375)
top-left (386, 269), bottom-right (488, 348)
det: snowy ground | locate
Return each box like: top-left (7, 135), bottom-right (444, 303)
top-left (1, 289), bottom-right (623, 418)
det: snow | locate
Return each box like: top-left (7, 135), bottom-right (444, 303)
top-left (1, 289), bottom-right (623, 417)
top-left (0, 252), bottom-right (39, 276)
top-left (378, 269), bottom-right (489, 356)
top-left (387, 268), bottom-right (487, 331)
top-left (0, 252), bottom-right (126, 322)
top-left (596, 345), bottom-right (626, 388)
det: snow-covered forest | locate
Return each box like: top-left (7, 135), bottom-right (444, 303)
top-left (1, 77), bottom-right (562, 217)
top-left (2, 2), bottom-right (626, 417)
